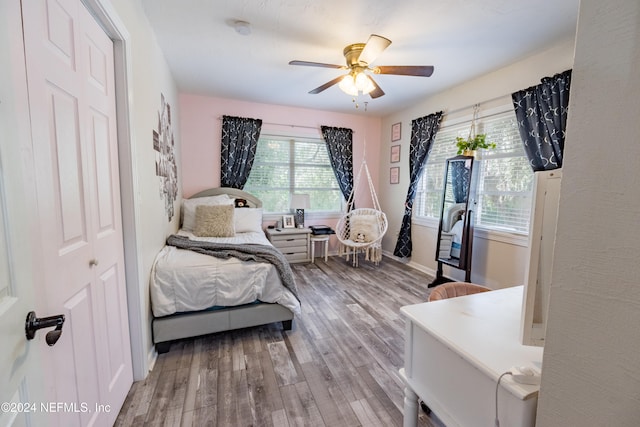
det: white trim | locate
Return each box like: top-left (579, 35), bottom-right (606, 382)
top-left (147, 347), bottom-right (158, 373)
top-left (263, 211), bottom-right (343, 224)
top-left (412, 216), bottom-right (439, 229)
top-left (411, 217), bottom-right (529, 247)
top-left (82, 0), bottom-right (148, 380)
top-left (474, 227), bottom-right (529, 247)
top-left (381, 250), bottom-right (439, 278)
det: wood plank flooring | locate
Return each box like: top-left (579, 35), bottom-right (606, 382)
top-left (115, 255), bottom-right (444, 427)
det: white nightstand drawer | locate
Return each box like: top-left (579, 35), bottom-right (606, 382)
top-left (271, 237), bottom-right (306, 248)
top-left (282, 252), bottom-right (308, 263)
top-left (265, 227), bottom-right (311, 264)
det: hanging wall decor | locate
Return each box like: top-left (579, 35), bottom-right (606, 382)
top-left (391, 122), bottom-right (401, 141)
top-left (390, 144), bottom-right (401, 163)
top-left (153, 93), bottom-right (178, 221)
top-left (390, 166), bottom-right (400, 184)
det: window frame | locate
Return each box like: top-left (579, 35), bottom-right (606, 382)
top-left (412, 107), bottom-right (533, 245)
top-left (243, 132), bottom-right (344, 217)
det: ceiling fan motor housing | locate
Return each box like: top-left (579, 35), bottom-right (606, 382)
top-left (343, 43), bottom-right (367, 66)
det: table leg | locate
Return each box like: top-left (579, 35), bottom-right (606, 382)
top-left (311, 240), bottom-right (315, 264)
top-left (403, 385), bottom-right (419, 427)
top-left (323, 240), bottom-right (328, 262)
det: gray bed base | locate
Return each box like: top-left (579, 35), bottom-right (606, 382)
top-left (152, 302), bottom-right (294, 353)
top-left (152, 187), bottom-right (295, 354)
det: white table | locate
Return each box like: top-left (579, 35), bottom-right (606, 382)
top-left (310, 234), bottom-right (330, 263)
top-left (400, 286), bottom-right (543, 427)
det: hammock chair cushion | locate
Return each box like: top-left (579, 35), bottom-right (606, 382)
top-left (337, 208), bottom-right (388, 247)
top-left (349, 214), bottom-right (379, 243)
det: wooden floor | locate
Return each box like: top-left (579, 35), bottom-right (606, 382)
top-left (115, 255), bottom-right (444, 427)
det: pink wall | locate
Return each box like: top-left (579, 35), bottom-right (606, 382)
top-left (179, 93), bottom-right (382, 202)
top-left (179, 93), bottom-right (382, 252)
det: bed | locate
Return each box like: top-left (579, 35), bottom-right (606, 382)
top-left (150, 188), bottom-right (301, 353)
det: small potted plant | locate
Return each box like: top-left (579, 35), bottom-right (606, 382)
top-left (455, 133), bottom-right (496, 156)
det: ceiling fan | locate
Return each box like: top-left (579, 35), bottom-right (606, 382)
top-left (289, 34), bottom-right (434, 99)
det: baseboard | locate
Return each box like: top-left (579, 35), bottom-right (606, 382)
top-left (381, 250), bottom-right (438, 278)
top-left (406, 260), bottom-right (437, 278)
top-left (147, 345), bottom-right (158, 373)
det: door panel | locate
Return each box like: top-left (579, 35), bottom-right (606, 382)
top-left (21, 0), bottom-right (133, 425)
top-left (48, 84), bottom-right (90, 248)
top-left (44, 0), bottom-right (77, 68)
top-left (0, 1), bottom-right (47, 425)
top-left (58, 286), bottom-right (102, 427)
top-left (79, 2), bottom-right (132, 413)
top-left (90, 112), bottom-right (116, 234)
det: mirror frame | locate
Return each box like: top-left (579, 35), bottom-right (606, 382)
top-left (430, 155), bottom-right (478, 286)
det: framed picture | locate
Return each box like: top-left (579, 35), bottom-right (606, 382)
top-left (390, 144), bottom-right (401, 163)
top-left (282, 214), bottom-right (295, 228)
top-left (390, 167), bottom-right (400, 184)
top-left (391, 122), bottom-right (401, 142)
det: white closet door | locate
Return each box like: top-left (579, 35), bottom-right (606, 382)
top-left (22, 0), bottom-right (132, 425)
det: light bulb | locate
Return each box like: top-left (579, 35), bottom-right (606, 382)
top-left (338, 74), bottom-right (358, 96)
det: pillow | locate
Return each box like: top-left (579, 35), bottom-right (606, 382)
top-left (349, 215), bottom-right (379, 243)
top-left (181, 195), bottom-right (233, 231)
top-left (193, 204), bottom-right (235, 237)
top-left (234, 207), bottom-right (263, 233)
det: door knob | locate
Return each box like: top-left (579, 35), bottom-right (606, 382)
top-left (25, 311), bottom-right (65, 346)
top-left (89, 259), bottom-right (99, 267)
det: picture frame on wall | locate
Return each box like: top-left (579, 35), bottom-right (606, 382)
top-left (390, 167), bottom-right (400, 184)
top-left (391, 122), bottom-right (401, 142)
top-left (390, 144), bottom-right (401, 163)
top-left (283, 215), bottom-right (295, 228)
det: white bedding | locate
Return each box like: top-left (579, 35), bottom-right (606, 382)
top-left (150, 230), bottom-right (301, 317)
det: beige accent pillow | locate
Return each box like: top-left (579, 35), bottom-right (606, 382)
top-left (181, 195), bottom-right (233, 231)
top-left (349, 215), bottom-right (379, 243)
top-left (193, 204), bottom-right (235, 237)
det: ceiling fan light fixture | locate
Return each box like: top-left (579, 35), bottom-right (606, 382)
top-left (338, 74), bottom-right (359, 96)
top-left (355, 72), bottom-right (375, 94)
top-left (339, 71), bottom-right (374, 96)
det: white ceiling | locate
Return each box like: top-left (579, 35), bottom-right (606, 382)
top-left (140, 0), bottom-right (579, 117)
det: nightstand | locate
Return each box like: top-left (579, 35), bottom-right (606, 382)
top-left (265, 227), bottom-right (311, 263)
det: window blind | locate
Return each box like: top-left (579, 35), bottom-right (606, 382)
top-left (244, 135), bottom-right (342, 213)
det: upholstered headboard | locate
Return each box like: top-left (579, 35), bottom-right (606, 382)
top-left (189, 187), bottom-right (262, 208)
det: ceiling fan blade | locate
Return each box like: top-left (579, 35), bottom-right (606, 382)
top-left (368, 76), bottom-right (385, 99)
top-left (358, 34), bottom-right (392, 65)
top-left (374, 65), bottom-right (435, 77)
top-left (289, 60), bottom-right (345, 69)
top-left (309, 75), bottom-right (345, 94)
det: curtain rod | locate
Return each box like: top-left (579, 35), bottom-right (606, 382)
top-left (442, 93), bottom-right (513, 118)
top-left (216, 117), bottom-right (320, 131)
top-left (262, 121), bottom-right (320, 130)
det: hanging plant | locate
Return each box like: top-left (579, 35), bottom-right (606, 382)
top-left (455, 133), bottom-right (496, 155)
top-left (455, 104), bottom-right (497, 155)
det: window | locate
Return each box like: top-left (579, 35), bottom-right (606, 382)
top-left (244, 134), bottom-right (342, 213)
top-left (415, 111), bottom-right (534, 234)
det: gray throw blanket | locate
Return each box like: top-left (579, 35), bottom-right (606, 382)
top-left (166, 234), bottom-right (299, 302)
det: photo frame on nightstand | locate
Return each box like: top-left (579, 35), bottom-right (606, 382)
top-left (282, 215), bottom-right (295, 228)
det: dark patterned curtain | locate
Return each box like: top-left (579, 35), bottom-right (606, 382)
top-left (321, 126), bottom-right (353, 205)
top-left (512, 70), bottom-right (572, 171)
top-left (451, 161), bottom-right (470, 203)
top-left (220, 115), bottom-right (262, 189)
top-left (394, 112), bottom-right (444, 258)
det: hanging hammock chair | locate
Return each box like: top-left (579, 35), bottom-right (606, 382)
top-left (336, 157), bottom-right (388, 267)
